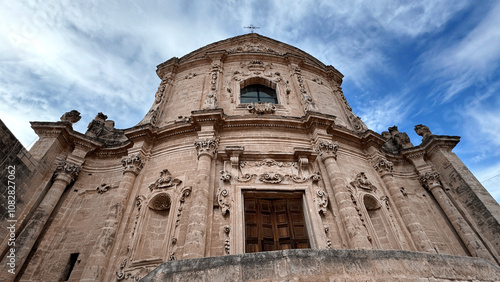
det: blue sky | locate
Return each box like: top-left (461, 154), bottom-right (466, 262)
top-left (0, 0), bottom-right (499, 202)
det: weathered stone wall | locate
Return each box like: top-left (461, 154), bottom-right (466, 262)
top-left (141, 249), bottom-right (500, 281)
top-left (0, 120), bottom-right (36, 240)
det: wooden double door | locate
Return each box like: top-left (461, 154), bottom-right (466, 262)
top-left (244, 193), bottom-right (310, 253)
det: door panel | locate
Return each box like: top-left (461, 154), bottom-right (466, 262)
top-left (244, 194), bottom-right (310, 253)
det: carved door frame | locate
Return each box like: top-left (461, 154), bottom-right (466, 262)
top-left (231, 184), bottom-right (326, 254)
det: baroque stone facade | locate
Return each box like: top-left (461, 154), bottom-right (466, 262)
top-left (2, 34), bottom-right (500, 281)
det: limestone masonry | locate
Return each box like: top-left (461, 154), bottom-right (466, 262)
top-left (1, 34), bottom-right (500, 281)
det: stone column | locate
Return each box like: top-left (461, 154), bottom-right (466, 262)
top-left (0, 161), bottom-right (80, 282)
top-left (80, 155), bottom-right (144, 281)
top-left (316, 140), bottom-right (372, 249)
top-left (420, 171), bottom-right (495, 263)
top-left (183, 137), bottom-right (218, 259)
top-left (372, 156), bottom-right (435, 253)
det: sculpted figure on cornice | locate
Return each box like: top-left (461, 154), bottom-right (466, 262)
top-left (414, 124), bottom-right (432, 140)
top-left (60, 110), bottom-right (81, 124)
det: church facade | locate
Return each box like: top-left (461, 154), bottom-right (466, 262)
top-left (1, 34), bottom-right (500, 281)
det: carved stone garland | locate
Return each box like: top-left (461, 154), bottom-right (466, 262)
top-left (292, 65), bottom-right (317, 112)
top-left (217, 170), bottom-right (232, 216)
top-left (169, 186), bottom-right (192, 261)
top-left (247, 102), bottom-right (276, 114)
top-left (204, 62), bottom-right (220, 109)
top-left (224, 225), bottom-right (231, 255)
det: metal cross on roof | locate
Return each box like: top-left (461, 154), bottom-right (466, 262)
top-left (244, 24), bottom-right (260, 33)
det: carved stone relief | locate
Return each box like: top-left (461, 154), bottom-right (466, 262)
top-left (372, 156), bottom-right (394, 176)
top-left (60, 110), bottom-right (81, 124)
top-left (204, 62), bottom-right (220, 109)
top-left (350, 172), bottom-right (377, 192)
top-left (247, 102), bottom-right (276, 114)
top-left (96, 183), bottom-right (110, 194)
top-left (291, 64), bottom-right (317, 112)
top-left (227, 42), bottom-right (283, 55)
top-left (194, 137), bottom-right (219, 158)
top-left (316, 140), bottom-right (339, 160)
top-left (149, 169), bottom-right (182, 191)
top-left (419, 171), bottom-right (441, 190)
top-left (316, 189), bottom-right (328, 215)
top-left (53, 161), bottom-right (81, 182)
top-left (224, 225), bottom-right (231, 255)
top-left (414, 124), bottom-right (432, 140)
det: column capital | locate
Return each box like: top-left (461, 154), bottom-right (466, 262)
top-left (195, 137), bottom-right (219, 159)
top-left (121, 154), bottom-right (144, 176)
top-left (315, 140), bottom-right (339, 160)
top-left (53, 161), bottom-right (81, 184)
top-left (419, 171), bottom-right (441, 191)
top-left (372, 156), bottom-right (394, 177)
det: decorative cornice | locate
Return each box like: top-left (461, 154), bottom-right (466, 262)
top-left (121, 154), bottom-right (144, 176)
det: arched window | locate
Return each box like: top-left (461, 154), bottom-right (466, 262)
top-left (241, 84), bottom-right (278, 104)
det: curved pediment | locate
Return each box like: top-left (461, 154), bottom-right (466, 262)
top-left (157, 33), bottom-right (334, 72)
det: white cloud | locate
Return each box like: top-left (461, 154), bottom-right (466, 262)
top-left (417, 2), bottom-right (500, 103)
top-left (357, 94), bottom-right (413, 133)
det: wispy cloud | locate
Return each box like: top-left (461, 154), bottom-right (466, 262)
top-left (416, 2), bottom-right (500, 103)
